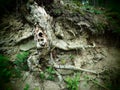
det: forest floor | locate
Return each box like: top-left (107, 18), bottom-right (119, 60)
top-left (0, 1), bottom-right (120, 90)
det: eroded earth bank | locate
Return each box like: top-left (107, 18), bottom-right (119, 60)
top-left (0, 0), bottom-right (120, 90)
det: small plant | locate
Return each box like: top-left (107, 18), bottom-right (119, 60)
top-left (14, 51), bottom-right (29, 71)
top-left (39, 66), bottom-right (56, 81)
top-left (80, 5), bottom-right (103, 14)
top-left (53, 9), bottom-right (62, 16)
top-left (24, 84), bottom-right (30, 90)
top-left (13, 51), bottom-right (29, 77)
top-left (39, 72), bottom-right (46, 81)
top-left (69, 54), bottom-right (75, 60)
top-left (45, 66), bottom-right (56, 81)
top-left (34, 87), bottom-right (39, 90)
top-left (65, 73), bottom-right (80, 90)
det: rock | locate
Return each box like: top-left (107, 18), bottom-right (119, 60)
top-left (20, 40), bottom-right (36, 51)
top-left (44, 80), bottom-right (60, 90)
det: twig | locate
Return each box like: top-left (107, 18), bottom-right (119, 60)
top-left (53, 65), bottom-right (97, 74)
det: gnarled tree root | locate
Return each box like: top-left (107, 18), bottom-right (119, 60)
top-left (23, 1), bottom-right (96, 51)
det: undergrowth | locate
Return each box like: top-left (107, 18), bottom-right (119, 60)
top-left (71, 0), bottom-right (103, 14)
top-left (65, 73), bottom-right (80, 90)
top-left (24, 84), bottom-right (30, 90)
top-left (105, 11), bottom-right (120, 34)
top-left (39, 66), bottom-right (56, 81)
top-left (14, 51), bottom-right (29, 70)
top-left (0, 54), bottom-right (12, 83)
top-left (13, 51), bottom-right (29, 77)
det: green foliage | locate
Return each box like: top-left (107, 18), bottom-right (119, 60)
top-left (80, 5), bottom-right (103, 14)
top-left (53, 9), bottom-right (62, 16)
top-left (13, 51), bottom-right (29, 77)
top-left (65, 0), bottom-right (103, 16)
top-left (34, 87), bottom-right (39, 90)
top-left (6, 87), bottom-right (12, 90)
top-left (0, 54), bottom-right (12, 82)
top-left (24, 84), bottom-right (30, 90)
top-left (61, 59), bottom-right (66, 65)
top-left (69, 54), bottom-right (75, 60)
top-left (39, 66), bottom-right (56, 81)
top-left (65, 73), bottom-right (80, 90)
top-left (45, 66), bottom-right (56, 81)
top-left (14, 51), bottom-right (29, 71)
top-left (0, 53), bottom-right (30, 89)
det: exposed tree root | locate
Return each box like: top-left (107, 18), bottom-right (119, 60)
top-left (50, 52), bottom-right (97, 75)
top-left (52, 40), bottom-right (96, 50)
top-left (15, 32), bottom-right (33, 44)
top-left (53, 65), bottom-right (97, 74)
